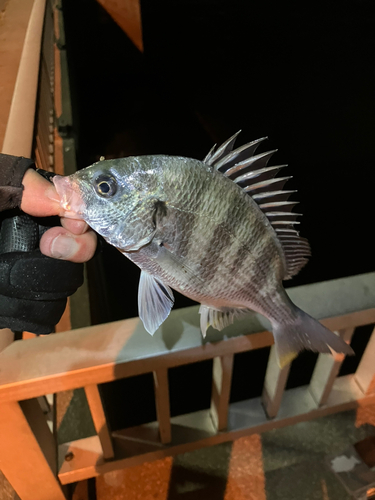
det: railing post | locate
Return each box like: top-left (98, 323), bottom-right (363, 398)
top-left (153, 368), bottom-right (172, 443)
top-left (84, 385), bottom-right (114, 460)
top-left (0, 399), bottom-right (66, 500)
top-left (262, 345), bottom-right (291, 418)
top-left (355, 326), bottom-right (375, 394)
top-left (309, 328), bottom-right (355, 406)
top-left (1, 0), bottom-right (47, 157)
top-left (0, 329), bottom-right (14, 353)
top-left (210, 354), bottom-right (234, 430)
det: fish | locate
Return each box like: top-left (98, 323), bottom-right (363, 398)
top-left (53, 131), bottom-right (354, 367)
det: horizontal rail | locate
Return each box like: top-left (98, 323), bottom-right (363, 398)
top-left (0, 272), bottom-right (374, 404)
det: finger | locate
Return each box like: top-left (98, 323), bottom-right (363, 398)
top-left (40, 226), bottom-right (97, 263)
top-left (21, 169), bottom-right (62, 217)
top-left (61, 217), bottom-right (89, 235)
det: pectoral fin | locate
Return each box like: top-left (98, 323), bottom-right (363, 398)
top-left (138, 271), bottom-right (174, 335)
top-left (120, 231), bottom-right (156, 252)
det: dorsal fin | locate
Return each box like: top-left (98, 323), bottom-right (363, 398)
top-left (204, 130), bottom-right (242, 165)
top-left (204, 132), bottom-right (311, 279)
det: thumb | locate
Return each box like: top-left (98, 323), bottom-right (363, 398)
top-left (20, 169), bottom-right (62, 217)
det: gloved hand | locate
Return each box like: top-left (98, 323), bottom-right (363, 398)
top-left (0, 170), bottom-right (84, 334)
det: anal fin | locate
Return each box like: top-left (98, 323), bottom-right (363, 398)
top-left (199, 305), bottom-right (249, 337)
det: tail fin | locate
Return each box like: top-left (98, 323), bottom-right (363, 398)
top-left (272, 306), bottom-right (354, 368)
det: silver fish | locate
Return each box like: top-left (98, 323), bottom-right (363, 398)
top-left (53, 132), bottom-right (353, 366)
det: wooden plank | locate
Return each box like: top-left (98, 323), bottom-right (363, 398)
top-left (53, 128), bottom-right (65, 175)
top-left (0, 400), bottom-right (65, 500)
top-left (310, 328), bottom-right (355, 406)
top-left (355, 326), bottom-right (375, 394)
top-left (54, 44), bottom-right (62, 119)
top-left (153, 368), bottom-right (171, 443)
top-left (58, 374), bottom-right (375, 485)
top-left (0, 469), bottom-right (19, 500)
top-left (0, 329), bottom-right (14, 353)
top-left (0, 0), bottom-right (34, 149)
top-left (210, 354), bottom-right (234, 430)
top-left (1, 0), bottom-right (47, 157)
top-left (0, 274), bottom-right (374, 404)
top-left (262, 345), bottom-right (291, 418)
top-left (96, 0), bottom-right (143, 51)
top-left (84, 384), bottom-right (114, 459)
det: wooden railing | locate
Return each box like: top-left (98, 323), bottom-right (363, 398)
top-left (1, 2), bottom-right (375, 499)
top-left (0, 272), bottom-right (374, 498)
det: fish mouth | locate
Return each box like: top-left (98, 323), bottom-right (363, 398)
top-left (53, 175), bottom-right (85, 219)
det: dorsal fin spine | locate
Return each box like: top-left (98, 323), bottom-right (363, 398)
top-left (233, 163), bottom-right (283, 184)
top-left (204, 132), bottom-right (310, 279)
top-left (208, 130), bottom-right (242, 165)
top-left (224, 150), bottom-right (278, 177)
top-left (214, 136), bottom-right (268, 170)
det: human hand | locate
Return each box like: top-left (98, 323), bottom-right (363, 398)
top-left (20, 169), bottom-right (97, 263)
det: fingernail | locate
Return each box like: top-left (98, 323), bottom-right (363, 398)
top-left (50, 234), bottom-right (79, 259)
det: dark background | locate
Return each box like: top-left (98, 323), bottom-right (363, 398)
top-left (62, 0), bottom-right (375, 430)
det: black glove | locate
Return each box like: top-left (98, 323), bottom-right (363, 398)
top-left (0, 171), bottom-right (84, 334)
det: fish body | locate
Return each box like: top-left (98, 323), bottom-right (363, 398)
top-left (54, 134), bottom-right (353, 366)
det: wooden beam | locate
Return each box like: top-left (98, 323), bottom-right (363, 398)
top-left (0, 399), bottom-right (65, 500)
top-left (1, 0), bottom-right (47, 157)
top-left (0, 0), bottom-right (34, 149)
top-left (210, 354), bottom-right (234, 430)
top-left (153, 368), bottom-right (172, 443)
top-left (262, 345), bottom-right (291, 418)
top-left (355, 326), bottom-right (375, 394)
top-left (96, 0), bottom-right (143, 51)
top-left (0, 329), bottom-right (14, 353)
top-left (84, 384), bottom-right (114, 459)
top-left (310, 328), bottom-right (355, 406)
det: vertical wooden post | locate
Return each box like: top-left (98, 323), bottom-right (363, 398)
top-left (0, 329), bottom-right (14, 353)
top-left (1, 0), bottom-right (47, 157)
top-left (310, 328), bottom-right (355, 406)
top-left (262, 346), bottom-right (291, 418)
top-left (84, 385), bottom-right (114, 460)
top-left (0, 399), bottom-right (65, 500)
top-left (153, 368), bottom-right (172, 444)
top-left (355, 326), bottom-right (375, 394)
top-left (210, 354), bottom-right (234, 431)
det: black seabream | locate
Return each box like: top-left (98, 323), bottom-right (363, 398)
top-left (53, 132), bottom-right (353, 366)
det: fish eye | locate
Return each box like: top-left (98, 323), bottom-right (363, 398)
top-left (94, 174), bottom-right (117, 197)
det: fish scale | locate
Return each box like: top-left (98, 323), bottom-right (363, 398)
top-left (53, 134), bottom-right (354, 367)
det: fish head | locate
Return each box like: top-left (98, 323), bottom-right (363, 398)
top-left (53, 157), bottom-right (162, 248)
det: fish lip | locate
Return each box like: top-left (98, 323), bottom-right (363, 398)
top-left (52, 175), bottom-right (85, 219)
